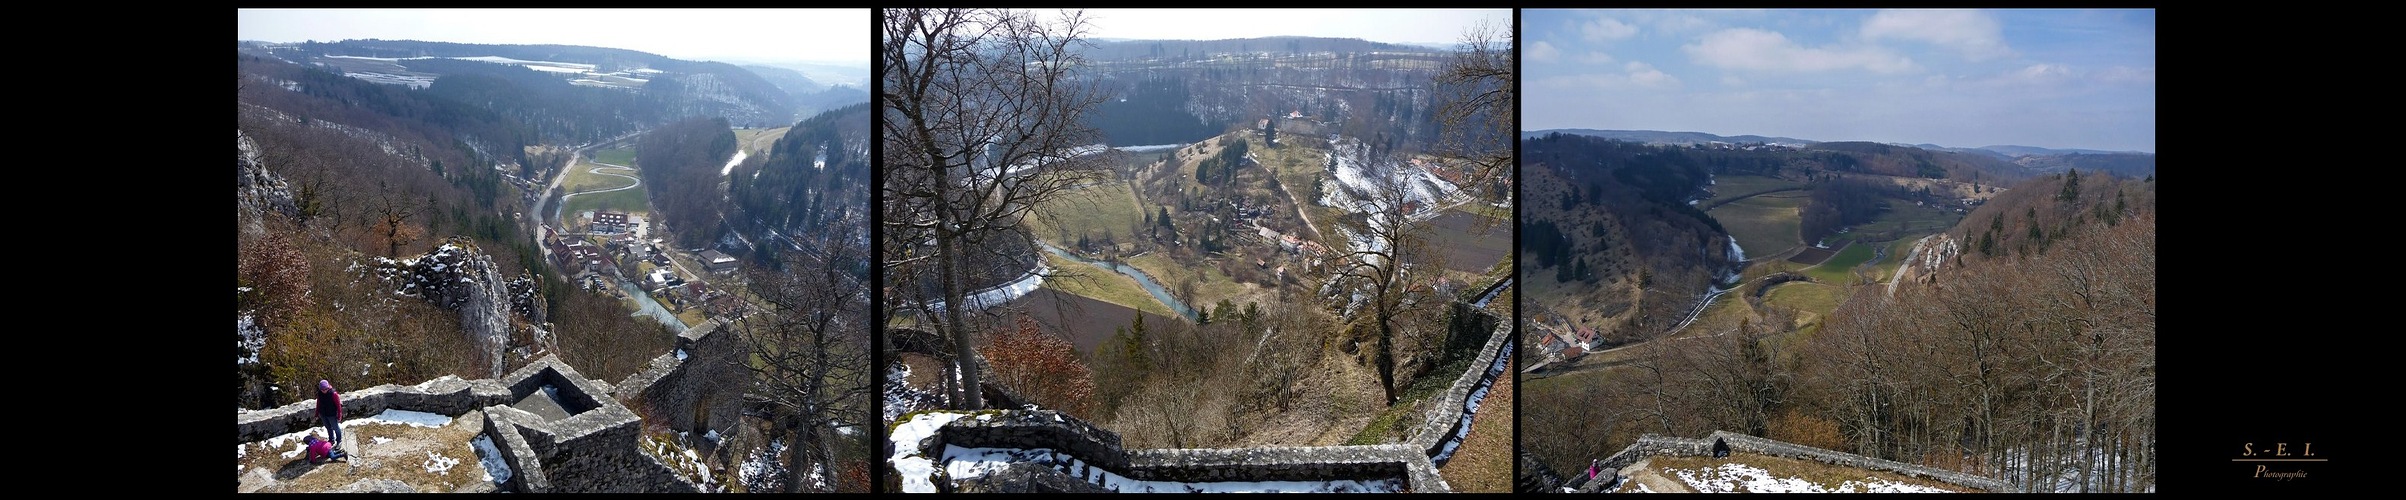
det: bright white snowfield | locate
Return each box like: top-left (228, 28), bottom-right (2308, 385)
top-left (890, 411), bottom-right (973, 493)
top-left (1667, 463), bottom-right (1953, 493)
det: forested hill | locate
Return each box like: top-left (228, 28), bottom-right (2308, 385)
top-left (1077, 36), bottom-right (1449, 149)
top-left (241, 48), bottom-right (687, 409)
top-left (1790, 167), bottom-right (2156, 492)
top-left (1949, 168), bottom-right (2157, 264)
top-left (1803, 142), bottom-right (2028, 185)
top-left (246, 39), bottom-right (803, 130)
top-left (636, 117), bottom-right (740, 250)
top-left (1080, 36), bottom-right (1431, 62)
top-left (730, 103), bottom-right (873, 261)
top-left (1530, 129), bottom-right (2150, 181)
top-left (238, 54), bottom-right (539, 177)
top-left (2008, 152), bottom-right (2155, 179)
top-left (1523, 129), bottom-right (1818, 148)
top-left (1520, 133), bottom-right (1738, 346)
top-left (742, 64), bottom-right (870, 120)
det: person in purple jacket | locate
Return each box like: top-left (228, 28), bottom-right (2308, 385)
top-left (302, 434), bottom-right (343, 464)
top-left (316, 380), bottom-right (344, 453)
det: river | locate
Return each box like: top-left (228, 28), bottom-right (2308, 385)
top-left (615, 278), bottom-right (689, 333)
top-left (1038, 243), bottom-right (1197, 321)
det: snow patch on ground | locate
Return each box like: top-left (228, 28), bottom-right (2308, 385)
top-left (359, 409), bottom-right (453, 428)
top-left (1670, 463), bottom-right (1952, 493)
top-left (943, 446), bottom-right (1402, 493)
top-left (1113, 143), bottom-right (1185, 152)
top-left (890, 411), bottom-right (973, 493)
top-left (740, 439), bottom-right (788, 492)
top-left (884, 362), bottom-right (942, 422)
top-left (423, 450), bottom-right (461, 475)
top-left (929, 265), bottom-right (1046, 311)
top-left (472, 433), bottom-right (512, 486)
top-left (1315, 136), bottom-right (1462, 216)
top-left (237, 314), bottom-right (264, 365)
top-left (721, 150), bottom-right (749, 176)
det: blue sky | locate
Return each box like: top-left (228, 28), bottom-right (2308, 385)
top-left (1523, 9), bottom-right (2155, 153)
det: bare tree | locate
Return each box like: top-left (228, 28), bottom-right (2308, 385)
top-left (1317, 147), bottom-right (1445, 406)
top-left (372, 183), bottom-right (427, 258)
top-left (1432, 19), bottom-right (1516, 207)
top-left (882, 8), bottom-right (1113, 410)
top-left (736, 215), bottom-right (872, 492)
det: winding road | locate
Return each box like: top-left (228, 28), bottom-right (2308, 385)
top-left (551, 162), bottom-right (642, 228)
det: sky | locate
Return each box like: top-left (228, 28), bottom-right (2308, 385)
top-left (1043, 9), bottom-right (1511, 48)
top-left (236, 9), bottom-right (869, 66)
top-left (1524, 9), bottom-right (2155, 153)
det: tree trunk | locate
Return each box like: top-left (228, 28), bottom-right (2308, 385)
top-left (940, 229), bottom-right (983, 410)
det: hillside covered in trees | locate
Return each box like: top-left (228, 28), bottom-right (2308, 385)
top-left (1076, 36), bottom-right (1454, 153)
top-left (1522, 162), bottom-right (2157, 493)
top-left (729, 102), bottom-right (872, 259)
top-left (243, 39), bottom-right (816, 129)
top-left (1519, 133), bottom-right (1739, 348)
top-left (238, 52), bottom-right (679, 409)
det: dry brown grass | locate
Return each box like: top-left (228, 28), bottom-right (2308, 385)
top-left (1435, 358), bottom-right (1512, 492)
top-left (237, 414), bottom-right (493, 493)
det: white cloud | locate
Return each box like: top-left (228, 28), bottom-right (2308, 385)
top-left (1582, 16), bottom-right (1639, 42)
top-left (2095, 66), bottom-right (2156, 85)
top-left (1580, 51), bottom-right (1617, 64)
top-left (1985, 63), bottom-right (2075, 87)
top-left (1535, 61), bottom-right (1682, 91)
top-left (1626, 62), bottom-right (1679, 87)
top-left (1685, 28), bottom-right (1916, 73)
top-left (1530, 40), bottom-right (1561, 63)
top-left (1861, 9), bottom-right (2014, 61)
top-left (1653, 13), bottom-right (1716, 36)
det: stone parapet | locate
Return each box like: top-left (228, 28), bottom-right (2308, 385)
top-left (240, 353), bottom-right (699, 493)
top-left (922, 410), bottom-right (1452, 493)
top-left (1409, 315), bottom-right (1511, 463)
top-left (236, 375), bottom-right (513, 445)
top-left (1594, 431), bottom-right (2010, 492)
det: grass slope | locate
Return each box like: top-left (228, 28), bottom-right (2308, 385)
top-left (1039, 251), bottom-right (1180, 319)
top-left (1709, 193), bottom-right (1805, 259)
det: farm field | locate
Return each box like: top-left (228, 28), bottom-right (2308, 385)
top-left (563, 162), bottom-right (637, 193)
top-left (1125, 252), bottom-right (1258, 317)
top-left (1026, 180), bottom-right (1148, 249)
top-left (1427, 209), bottom-right (1511, 275)
top-left (1013, 288), bottom-right (1181, 355)
top-left (1704, 175), bottom-right (1807, 206)
top-left (1039, 251), bottom-right (1180, 319)
top-left (1709, 192), bottom-right (1806, 259)
top-left (731, 126), bottom-right (790, 156)
top-left (1799, 242), bottom-right (1874, 284)
top-left (561, 184), bottom-right (649, 219)
top-left (592, 147), bottom-right (636, 166)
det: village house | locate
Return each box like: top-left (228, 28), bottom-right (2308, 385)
top-left (594, 211), bottom-right (629, 233)
top-left (699, 250), bottom-right (739, 273)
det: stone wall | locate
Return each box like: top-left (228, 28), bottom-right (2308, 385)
top-left (609, 319), bottom-right (745, 434)
top-left (897, 314), bottom-right (1521, 493)
top-left (901, 317), bottom-right (1521, 493)
top-left (237, 354), bottom-right (701, 493)
top-left (1408, 316), bottom-right (1512, 463)
top-left (235, 375), bottom-right (514, 445)
top-left (1595, 431), bottom-right (2011, 492)
top-left (1518, 449), bottom-right (1567, 493)
top-left (919, 410), bottom-right (1450, 492)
